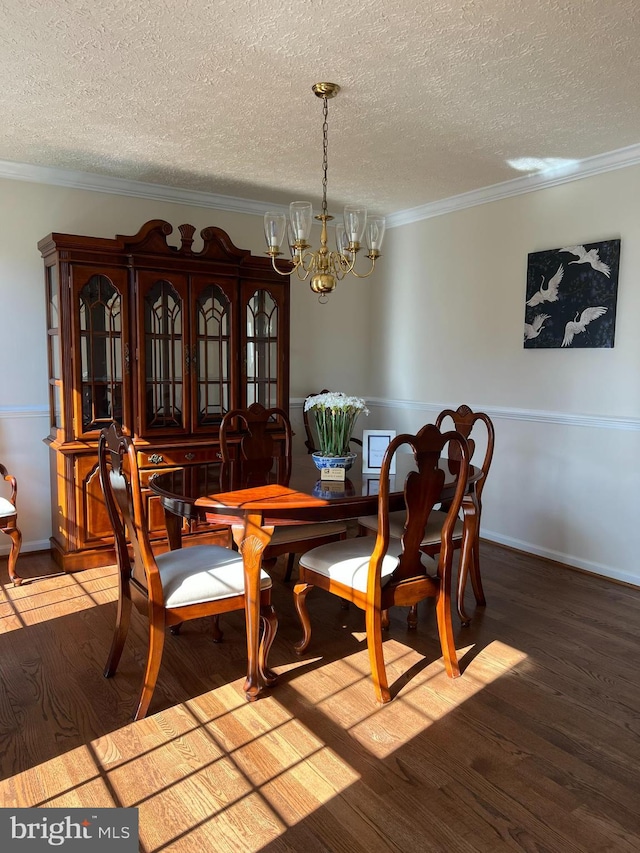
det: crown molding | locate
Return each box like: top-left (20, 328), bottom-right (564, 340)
top-left (2, 141), bottom-right (640, 227)
top-left (0, 160), bottom-right (289, 217)
top-left (385, 142), bottom-right (640, 228)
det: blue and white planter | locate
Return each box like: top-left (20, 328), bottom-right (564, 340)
top-left (312, 451), bottom-right (357, 472)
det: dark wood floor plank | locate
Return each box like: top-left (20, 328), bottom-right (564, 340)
top-left (1, 543), bottom-right (640, 852)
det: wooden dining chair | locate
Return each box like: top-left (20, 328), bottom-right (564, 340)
top-left (220, 402), bottom-right (347, 581)
top-left (294, 423), bottom-right (470, 703)
top-left (358, 405), bottom-right (495, 625)
top-left (0, 462), bottom-right (22, 585)
top-left (98, 422), bottom-right (277, 721)
top-left (303, 390), bottom-right (363, 454)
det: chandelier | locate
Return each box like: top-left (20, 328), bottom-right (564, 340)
top-left (264, 82), bottom-right (385, 298)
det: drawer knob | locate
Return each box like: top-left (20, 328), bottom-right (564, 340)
top-left (185, 452), bottom-right (196, 461)
top-left (148, 453), bottom-right (164, 464)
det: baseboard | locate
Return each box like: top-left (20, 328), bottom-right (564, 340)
top-left (0, 538), bottom-right (51, 558)
top-left (482, 528), bottom-right (638, 588)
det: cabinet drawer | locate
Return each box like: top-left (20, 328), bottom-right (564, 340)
top-left (137, 446), bottom-right (224, 468)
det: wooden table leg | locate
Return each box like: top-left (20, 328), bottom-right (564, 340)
top-left (163, 508), bottom-right (183, 551)
top-left (232, 513), bottom-right (275, 701)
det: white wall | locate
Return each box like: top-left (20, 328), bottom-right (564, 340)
top-left (0, 177), bottom-right (373, 555)
top-left (369, 166), bottom-right (640, 585)
top-left (2, 166), bottom-right (638, 587)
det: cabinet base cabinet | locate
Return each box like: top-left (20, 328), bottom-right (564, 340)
top-left (47, 443), bottom-right (232, 572)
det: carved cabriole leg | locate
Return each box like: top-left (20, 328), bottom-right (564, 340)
top-left (366, 604), bottom-right (391, 703)
top-left (6, 527), bottom-right (22, 585)
top-left (259, 603), bottom-right (278, 685)
top-left (293, 582), bottom-right (313, 653)
top-left (232, 514), bottom-right (274, 701)
top-left (457, 496), bottom-right (479, 626)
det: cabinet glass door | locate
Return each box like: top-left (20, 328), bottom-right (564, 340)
top-left (71, 268), bottom-right (130, 438)
top-left (137, 272), bottom-right (189, 436)
top-left (191, 278), bottom-right (236, 430)
top-left (244, 288), bottom-right (280, 408)
top-left (45, 263), bottom-right (63, 438)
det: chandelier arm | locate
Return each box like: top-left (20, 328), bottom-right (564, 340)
top-left (270, 256), bottom-right (295, 277)
top-left (331, 251), bottom-right (356, 277)
top-left (294, 257), bottom-right (313, 281)
top-left (349, 257), bottom-right (378, 279)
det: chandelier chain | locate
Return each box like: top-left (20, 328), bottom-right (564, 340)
top-left (321, 96), bottom-right (329, 218)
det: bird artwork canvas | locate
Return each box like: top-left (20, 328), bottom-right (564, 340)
top-left (523, 239), bottom-right (620, 349)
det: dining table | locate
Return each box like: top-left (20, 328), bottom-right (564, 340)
top-left (149, 451), bottom-right (481, 701)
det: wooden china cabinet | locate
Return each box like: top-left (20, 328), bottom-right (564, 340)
top-left (38, 219), bottom-right (290, 571)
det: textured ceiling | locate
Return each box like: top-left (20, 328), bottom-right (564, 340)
top-left (1, 0), bottom-right (639, 214)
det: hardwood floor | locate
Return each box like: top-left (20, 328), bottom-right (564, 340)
top-left (1, 543), bottom-right (639, 852)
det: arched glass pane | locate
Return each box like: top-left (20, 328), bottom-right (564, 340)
top-left (246, 290), bottom-right (278, 407)
top-left (78, 274), bottom-right (123, 430)
top-left (144, 279), bottom-right (183, 430)
top-left (196, 285), bottom-right (231, 426)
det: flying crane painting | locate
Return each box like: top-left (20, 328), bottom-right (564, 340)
top-left (523, 239), bottom-right (620, 349)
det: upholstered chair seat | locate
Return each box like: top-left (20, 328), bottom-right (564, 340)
top-left (357, 509), bottom-right (464, 546)
top-left (151, 544), bottom-right (271, 609)
top-left (299, 536), bottom-right (438, 593)
top-left (0, 497), bottom-right (16, 517)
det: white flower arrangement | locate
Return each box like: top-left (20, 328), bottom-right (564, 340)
top-left (304, 391), bottom-right (369, 456)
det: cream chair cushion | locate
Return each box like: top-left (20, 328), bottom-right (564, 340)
top-left (140, 545), bottom-right (271, 609)
top-left (270, 521), bottom-right (346, 545)
top-left (300, 537), bottom-right (437, 594)
top-left (0, 497), bottom-right (16, 518)
top-left (358, 509), bottom-right (464, 546)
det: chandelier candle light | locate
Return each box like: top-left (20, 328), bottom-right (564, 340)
top-left (305, 391), bottom-right (369, 471)
top-left (264, 82), bottom-right (386, 299)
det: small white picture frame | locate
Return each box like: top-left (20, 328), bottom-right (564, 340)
top-left (362, 429), bottom-right (396, 474)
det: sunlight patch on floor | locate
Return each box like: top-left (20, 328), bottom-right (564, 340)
top-left (0, 568), bottom-right (118, 631)
top-left (1, 684), bottom-right (358, 851)
top-left (349, 640), bottom-right (529, 758)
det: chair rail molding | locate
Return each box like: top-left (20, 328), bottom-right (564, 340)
top-left (0, 406), bottom-right (49, 419)
top-left (290, 397), bottom-right (639, 431)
